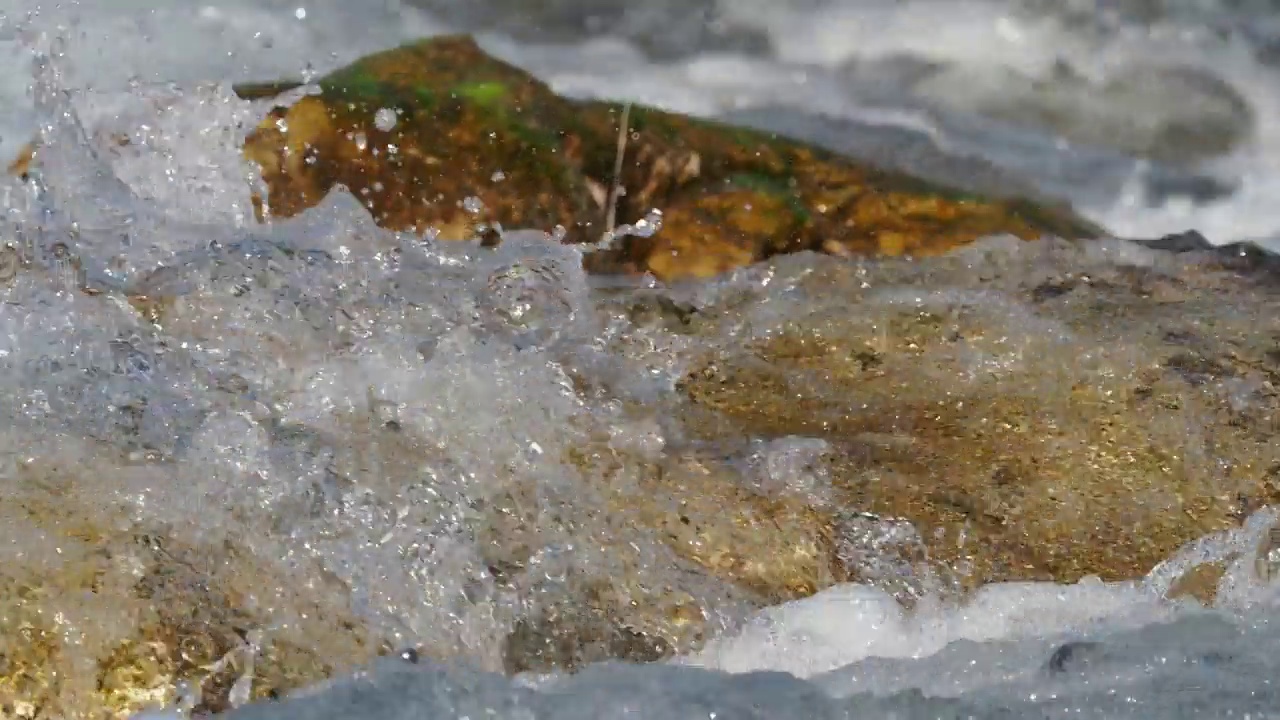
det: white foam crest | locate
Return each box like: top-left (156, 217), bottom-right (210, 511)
top-left (680, 577), bottom-right (1166, 679)
top-left (681, 504), bottom-right (1280, 685)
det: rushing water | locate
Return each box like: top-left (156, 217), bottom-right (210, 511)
top-left (3, 0), bottom-right (1280, 718)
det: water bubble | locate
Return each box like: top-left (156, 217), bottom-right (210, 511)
top-left (462, 196), bottom-right (485, 215)
top-left (739, 436), bottom-right (833, 506)
top-left (473, 234), bottom-right (588, 350)
top-left (374, 108), bottom-right (398, 132)
top-left (479, 261), bottom-right (576, 349)
top-left (294, 7), bottom-right (307, 20)
top-left (353, 132), bottom-right (368, 151)
top-left (630, 208), bottom-right (664, 237)
top-left (491, 170), bottom-right (507, 183)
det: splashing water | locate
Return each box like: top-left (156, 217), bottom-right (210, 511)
top-left (3, 4), bottom-right (1280, 720)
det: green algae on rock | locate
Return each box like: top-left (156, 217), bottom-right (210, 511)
top-left (234, 35), bottom-right (1106, 282)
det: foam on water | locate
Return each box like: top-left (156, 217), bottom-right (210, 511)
top-left (2, 1), bottom-right (1280, 718)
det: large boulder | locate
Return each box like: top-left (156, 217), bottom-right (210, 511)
top-left (232, 36), bottom-right (1104, 281)
top-left (676, 234), bottom-right (1280, 596)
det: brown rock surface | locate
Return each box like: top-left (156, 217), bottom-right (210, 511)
top-left (676, 236), bottom-right (1280, 594)
top-left (0, 440), bottom-right (379, 719)
top-left (477, 445), bottom-right (848, 674)
top-left (233, 36), bottom-right (1105, 281)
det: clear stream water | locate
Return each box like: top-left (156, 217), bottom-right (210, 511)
top-left (2, 0), bottom-right (1280, 718)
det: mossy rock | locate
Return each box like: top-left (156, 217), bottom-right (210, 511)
top-left (234, 36), bottom-right (1107, 281)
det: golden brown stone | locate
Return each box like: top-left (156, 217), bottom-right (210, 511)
top-left (0, 445), bottom-right (377, 719)
top-left (676, 241), bottom-right (1280, 594)
top-left (1166, 560), bottom-right (1231, 606)
top-left (476, 443), bottom-right (846, 673)
top-left (230, 36), bottom-right (1106, 281)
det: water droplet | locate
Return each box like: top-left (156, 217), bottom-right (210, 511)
top-left (374, 108), bottom-right (398, 132)
top-left (462, 196), bottom-right (484, 215)
top-left (353, 132), bottom-right (368, 151)
top-left (490, 170), bottom-right (506, 183)
top-left (631, 208), bottom-right (664, 237)
top-left (294, 7), bottom-right (307, 20)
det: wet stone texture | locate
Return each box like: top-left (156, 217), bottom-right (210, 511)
top-left (674, 235), bottom-right (1280, 598)
top-left (0, 439), bottom-right (379, 719)
top-left (234, 35), bottom-right (1104, 282)
top-left (3, 230), bottom-right (1280, 714)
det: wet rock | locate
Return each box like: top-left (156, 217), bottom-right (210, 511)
top-left (677, 235), bottom-right (1280, 591)
top-left (0, 441), bottom-right (378, 719)
top-left (1166, 560), bottom-right (1231, 606)
top-left (502, 590), bottom-right (673, 675)
top-left (478, 446), bottom-right (848, 673)
top-left (231, 36), bottom-right (1103, 282)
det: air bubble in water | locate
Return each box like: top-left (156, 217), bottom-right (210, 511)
top-left (353, 132), bottom-right (368, 151)
top-left (739, 436), bottom-right (833, 506)
top-left (473, 232), bottom-right (589, 350)
top-left (374, 108), bottom-right (398, 132)
top-left (462, 196), bottom-right (485, 215)
top-left (629, 208), bottom-right (664, 238)
top-left (479, 261), bottom-right (574, 349)
top-left (834, 511), bottom-right (935, 601)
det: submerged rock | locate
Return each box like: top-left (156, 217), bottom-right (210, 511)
top-left (0, 439), bottom-right (379, 719)
top-left (232, 35), bottom-right (1103, 281)
top-left (676, 234), bottom-right (1280, 593)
